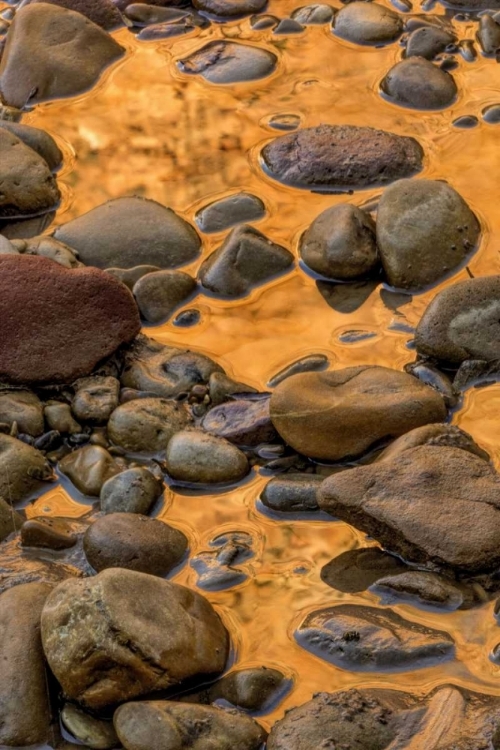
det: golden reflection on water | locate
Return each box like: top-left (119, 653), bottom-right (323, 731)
top-left (5, 0), bottom-right (500, 734)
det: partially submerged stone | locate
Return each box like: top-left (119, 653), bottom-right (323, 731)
top-left (0, 434), bottom-right (53, 504)
top-left (0, 121), bottom-right (63, 170)
top-left (100, 467), bottom-right (163, 514)
top-left (193, 0), bottom-right (267, 15)
top-left (23, 0), bottom-right (123, 29)
top-left (181, 667), bottom-right (289, 711)
top-left (371, 570), bottom-right (464, 610)
top-left (0, 389), bottom-right (44, 435)
top-left (382, 57), bottom-right (458, 110)
top-left (133, 270), bottom-right (196, 324)
top-left (107, 397), bottom-right (192, 452)
top-left (333, 2), bottom-right (403, 45)
top-left (261, 473), bottom-right (322, 513)
top-left (166, 429), bottom-right (249, 484)
top-left (61, 704), bottom-right (119, 750)
top-left (406, 26), bottom-right (455, 59)
top-left (196, 192), bottom-right (266, 233)
top-left (59, 445), bottom-right (123, 496)
top-left (202, 397), bottom-right (276, 445)
top-left (179, 41), bottom-right (277, 84)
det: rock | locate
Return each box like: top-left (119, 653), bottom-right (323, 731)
top-left (23, 0), bottom-right (123, 29)
top-left (0, 235), bottom-right (18, 254)
top-left (333, 2), bottom-right (403, 45)
top-left (300, 203), bottom-right (379, 280)
top-left (198, 224), bottom-right (293, 297)
top-left (406, 26), bottom-right (455, 59)
top-left (41, 568), bottom-right (229, 708)
top-left (54, 197), bottom-right (201, 270)
top-left (21, 517), bottom-right (77, 550)
top-left (273, 18), bottom-right (304, 33)
top-left (181, 667), bottom-right (288, 710)
top-left (84, 513), bottom-right (188, 575)
top-left (72, 376), bottom-right (120, 423)
top-left (100, 467), bottom-right (163, 514)
top-left (106, 264), bottom-right (161, 290)
top-left (297, 603), bottom-right (454, 670)
top-left (136, 16), bottom-right (203, 39)
top-left (45, 402), bottom-right (82, 434)
top-left (209, 371), bottom-right (257, 405)
top-left (376, 179), bottom-right (480, 290)
top-left (292, 4), bottom-right (335, 23)
top-left (415, 276), bottom-right (500, 364)
top-left (319, 445), bottom-right (500, 573)
top-left (133, 270), bottom-right (196, 324)
top-left (0, 128), bottom-right (60, 219)
top-left (202, 397), bottom-right (275, 446)
top-left (0, 434), bottom-right (53, 503)
top-left (0, 583), bottom-right (53, 746)
top-left (0, 389), bottom-right (44, 435)
top-left (477, 15), bottom-right (500, 55)
top-left (13, 235), bottom-right (81, 267)
top-left (179, 41), bottom-right (277, 84)
top-left (405, 362), bottom-right (457, 407)
top-left (0, 4), bottom-right (124, 107)
top-left (261, 125), bottom-right (423, 191)
top-left (0, 255), bottom-right (140, 385)
top-left (0, 120), bottom-right (63, 170)
top-left (268, 354), bottom-right (328, 387)
top-left (321, 547), bottom-right (409, 593)
top-left (108, 397), bottom-right (192, 452)
top-left (193, 0), bottom-right (266, 14)
top-left (124, 4), bottom-right (192, 24)
top-left (196, 192), bottom-right (266, 233)
top-left (61, 704), bottom-right (119, 750)
top-left (260, 473), bottom-right (322, 513)
top-left (377, 423), bottom-right (489, 463)
top-left (0, 495), bottom-right (23, 541)
top-left (59, 445), bottom-right (123, 496)
top-left (114, 702), bottom-right (266, 750)
top-left (191, 531), bottom-right (254, 591)
top-left (173, 308), bottom-right (201, 327)
top-left (382, 57), bottom-right (458, 110)
top-left (371, 571), bottom-right (464, 610)
top-left (166, 430), bottom-right (249, 484)
top-left (270, 366), bottom-right (447, 461)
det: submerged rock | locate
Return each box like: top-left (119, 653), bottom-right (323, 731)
top-left (196, 192), bottom-right (266, 233)
top-left (371, 570), bottom-right (464, 610)
top-left (0, 120), bottom-right (63, 170)
top-left (321, 547), bottom-right (409, 593)
top-left (0, 434), bottom-right (53, 503)
top-left (382, 57), bottom-right (458, 110)
top-left (133, 270), bottom-right (196, 324)
top-left (107, 397), bottom-right (192, 452)
top-left (179, 41), bottom-right (277, 84)
top-left (333, 2), bottom-right (403, 45)
top-left (166, 430), bottom-right (249, 484)
top-left (406, 26), bottom-right (455, 59)
top-left (21, 517), bottom-right (78, 550)
top-left (261, 473), bottom-right (322, 513)
top-left (100, 467), bottom-right (163, 514)
top-left (181, 666), bottom-right (288, 711)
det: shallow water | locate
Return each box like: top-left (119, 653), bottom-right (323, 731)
top-left (3, 0), bottom-right (500, 742)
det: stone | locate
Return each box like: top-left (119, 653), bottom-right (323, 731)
top-left (477, 15), bottom-right (500, 55)
top-left (261, 473), bottom-right (322, 513)
top-left (0, 128), bottom-right (60, 219)
top-left (136, 16), bottom-right (204, 39)
top-left (377, 423), bottom-right (490, 463)
top-left (21, 517), bottom-right (77, 550)
top-left (333, 2), bottom-right (403, 45)
top-left (193, 0), bottom-right (266, 14)
top-left (198, 224), bottom-right (293, 297)
top-left (106, 264), bottom-right (161, 290)
top-left (0, 235), bottom-right (18, 254)
top-left (415, 276), bottom-right (500, 364)
top-left (297, 604), bottom-right (454, 670)
top-left (382, 57), bottom-right (458, 110)
top-left (273, 18), bottom-right (305, 33)
top-left (0, 583), bottom-right (53, 746)
top-left (166, 429), bottom-right (249, 484)
top-left (55, 197), bottom-right (201, 270)
top-left (23, 0), bottom-right (123, 29)
top-left (405, 362), bottom-right (457, 407)
top-left (0, 120), bottom-right (63, 170)
top-left (0, 4), bottom-right (124, 107)
top-left (108, 397), bottom-right (192, 452)
top-left (209, 372), bottom-right (257, 405)
top-left (13, 235), bottom-right (81, 267)
top-left (0, 255), bottom-right (140, 385)
top-left (115, 0), bottom-right (188, 8)
top-left (0, 389), bottom-right (44, 435)
top-left (0, 434), bottom-right (53, 503)
top-left (72, 376), bottom-right (120, 423)
top-left (319, 445), bottom-right (500, 573)
top-left (321, 547), bottom-right (409, 593)
top-left (371, 570), bottom-right (464, 610)
top-left (292, 3), bottom-right (335, 23)
top-left (191, 531), bottom-right (254, 591)
top-left (270, 366), bottom-right (447, 461)
top-left (100, 467), bottom-right (163, 514)
top-left (61, 704), bottom-right (119, 750)
top-left (59, 445), bottom-right (123, 496)
top-left (124, 4), bottom-right (192, 24)
top-left (196, 192), bottom-right (266, 233)
top-left (45, 402), bottom-right (82, 434)
top-left (0, 495), bottom-right (23, 541)
top-left (41, 568), bottom-right (229, 708)
top-left (84, 513), bottom-right (188, 575)
top-left (300, 203), bottom-right (379, 280)
top-left (406, 26), bottom-right (455, 59)
top-left (376, 179), bottom-right (480, 290)
top-left (133, 270), bottom-right (196, 324)
top-left (261, 125), bottom-right (423, 191)
top-left (114, 702), bottom-right (266, 750)
top-left (181, 667), bottom-right (288, 710)
top-left (268, 354), bottom-right (329, 387)
top-left (202, 397), bottom-right (275, 446)
top-left (179, 41), bottom-right (278, 84)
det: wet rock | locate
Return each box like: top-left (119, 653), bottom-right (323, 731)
top-left (21, 517), bottom-right (77, 550)
top-left (191, 531), bottom-right (254, 590)
top-left (136, 16), bottom-right (202, 39)
top-left (319, 445), bottom-right (500, 573)
top-left (182, 667), bottom-right (287, 711)
top-left (106, 264), bottom-right (161, 290)
top-left (297, 603), bottom-right (454, 670)
top-left (108, 397), bottom-right (192, 452)
top-left (114, 702), bottom-right (266, 750)
top-left (250, 12), bottom-right (279, 28)
top-left (61, 704), bottom-right (119, 750)
top-left (173, 308), bottom-right (201, 327)
top-left (0, 434), bottom-right (53, 503)
top-left (0, 255), bottom-right (140, 385)
top-left (261, 473), bottom-right (322, 513)
top-left (300, 203), bottom-right (379, 280)
top-left (41, 568), bottom-right (229, 709)
top-left (405, 362), bottom-right (457, 407)
top-left (406, 26), bottom-right (455, 58)
top-left (382, 57), bottom-right (457, 110)
top-left (0, 211), bottom-right (56, 240)
top-left (59, 445), bottom-right (123, 496)
top-left (453, 114), bottom-right (479, 129)
top-left (270, 366), bottom-right (446, 461)
top-left (0, 4), bottom-right (124, 107)
top-left (55, 197), bottom-right (201, 270)
top-left (133, 270), bottom-right (196, 324)
top-left (292, 4), bottom-right (335, 23)
top-left (483, 103), bottom-right (500, 123)
top-left (202, 397), bottom-right (275, 446)
top-left (13, 235), bottom-right (81, 267)
top-left (0, 495), bottom-right (23, 541)
top-left (376, 179), bottom-right (480, 290)
top-left (196, 192), bottom-right (265, 233)
top-left (0, 235), bottom-right (17, 254)
top-left (274, 18), bottom-right (304, 33)
top-left (0, 582), bottom-right (53, 747)
top-left (377, 423), bottom-right (489, 463)
top-left (84, 513), bottom-right (187, 575)
top-left (179, 41), bottom-right (277, 84)
top-left (124, 3), bottom-right (191, 24)
top-left (114, 0), bottom-right (188, 8)
top-left (193, 0), bottom-right (266, 14)
top-left (268, 354), bottom-right (328, 387)
top-left (72, 376), bottom-right (120, 423)
top-left (261, 124), bottom-right (423, 191)
top-left (0, 539), bottom-right (82, 594)
top-left (198, 224), bottom-right (293, 297)
top-left (415, 276), bottom-right (500, 364)
top-left (45, 402), bottom-right (82, 434)
top-left (371, 570), bottom-right (464, 610)
top-left (0, 389), bottom-right (44, 435)
top-left (333, 2), bottom-right (403, 45)
top-left (166, 429), bottom-right (249, 484)
top-left (321, 547), bottom-right (409, 593)
top-left (477, 15), bottom-right (500, 55)
top-left (23, 0), bottom-right (123, 29)
top-left (100, 467), bottom-right (163, 514)
top-left (0, 120), bottom-right (62, 170)
top-left (208, 371), bottom-right (256, 405)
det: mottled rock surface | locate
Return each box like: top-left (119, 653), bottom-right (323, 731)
top-left (179, 41), bottom-right (278, 83)
top-left (382, 57), bottom-right (458, 110)
top-left (0, 120), bottom-right (63, 170)
top-left (333, 2), bottom-right (403, 44)
top-left (166, 430), bottom-right (249, 484)
top-left (108, 397), bottom-right (192, 452)
top-left (0, 434), bottom-right (53, 503)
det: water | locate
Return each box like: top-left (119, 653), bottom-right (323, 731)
top-left (3, 0), bottom-right (500, 741)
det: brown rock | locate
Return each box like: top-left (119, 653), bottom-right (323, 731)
top-left (0, 120), bottom-right (63, 170)
top-left (59, 445), bottom-right (124, 496)
top-left (107, 397), bottom-right (192, 452)
top-left (202, 397), bottom-right (276, 445)
top-left (0, 496), bottom-right (23, 541)
top-left (0, 434), bottom-right (54, 504)
top-left (23, 0), bottom-right (123, 29)
top-left (0, 254), bottom-right (140, 384)
top-left (21, 517), bottom-right (78, 550)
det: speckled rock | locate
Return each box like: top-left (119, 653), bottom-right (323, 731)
top-left (382, 57), bottom-right (458, 110)
top-left (0, 434), bottom-right (53, 503)
top-left (108, 397), bottom-right (192, 452)
top-left (166, 429), bottom-right (249, 484)
top-left (72, 376), bottom-right (120, 423)
top-left (0, 389), bottom-right (44, 435)
top-left (196, 192), bottom-right (266, 233)
top-left (100, 467), bottom-right (163, 514)
top-left (406, 26), bottom-right (455, 59)
top-left (133, 270), bottom-right (196, 324)
top-left (23, 0), bottom-right (123, 29)
top-left (0, 121), bottom-right (63, 170)
top-left (59, 445), bottom-right (124, 496)
top-left (179, 41), bottom-right (277, 84)
top-left (202, 397), bottom-right (276, 445)
top-left (333, 2), bottom-right (403, 45)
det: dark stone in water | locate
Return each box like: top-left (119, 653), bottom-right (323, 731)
top-left (268, 353), bottom-right (329, 387)
top-left (371, 570), bottom-right (464, 610)
top-left (100, 467), bottom-right (163, 515)
top-left (0, 121), bottom-right (62, 170)
top-left (133, 270), bottom-right (196, 324)
top-left (405, 26), bottom-right (455, 58)
top-left (124, 2), bottom-right (191, 23)
top-left (196, 192), bottom-right (266, 233)
top-left (291, 4), bottom-right (335, 24)
top-left (261, 473), bottom-right (322, 513)
top-left (192, 0), bottom-right (267, 15)
top-left (333, 2), bottom-right (403, 45)
top-left (321, 547), bottom-right (409, 593)
top-left (173, 307), bottom-right (201, 327)
top-left (0, 434), bottom-right (53, 504)
top-left (453, 115), bottom-right (479, 128)
top-left (21, 517), bottom-right (77, 550)
top-left (21, 0), bottom-right (123, 30)
top-left (381, 57), bottom-right (457, 110)
top-left (273, 18), bottom-right (305, 33)
top-left (180, 666), bottom-right (289, 711)
top-left (483, 103), bottom-right (500, 123)
top-left (179, 41), bottom-right (277, 84)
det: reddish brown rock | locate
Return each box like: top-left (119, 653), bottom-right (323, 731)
top-left (0, 255), bottom-right (140, 385)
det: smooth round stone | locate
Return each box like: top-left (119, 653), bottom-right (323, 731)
top-left (291, 4), bottom-right (335, 24)
top-left (44, 403), bottom-right (81, 434)
top-left (453, 115), bottom-right (478, 128)
top-left (0, 121), bottom-right (62, 170)
top-left (72, 376), bottom-right (120, 423)
top-left (183, 666), bottom-right (289, 710)
top-left (483, 104), bottom-right (500, 123)
top-left (21, 518), bottom-right (77, 550)
top-left (195, 192), bottom-right (266, 234)
top-left (333, 2), bottom-right (403, 45)
top-left (124, 3), bottom-right (191, 24)
top-left (59, 445), bottom-right (123, 497)
top-left (173, 308), bottom-right (201, 327)
top-left (100, 467), bottom-right (163, 514)
top-left (250, 13), bottom-right (279, 28)
top-left (133, 270), bottom-right (196, 324)
top-left (14, 236), bottom-right (80, 268)
top-left (106, 265), bottom-right (161, 291)
top-left (261, 473), bottom-right (322, 513)
top-left (107, 398), bottom-right (192, 452)
top-left (165, 430), bottom-right (249, 484)
top-left (382, 57), bottom-right (457, 110)
top-left (61, 704), bottom-right (118, 750)
top-left (193, 0), bottom-right (266, 14)
top-left (267, 113), bottom-right (301, 130)
top-left (0, 389), bottom-right (44, 436)
top-left (268, 354), bottom-right (329, 387)
top-left (477, 15), bottom-right (500, 55)
top-left (137, 18), bottom-right (202, 40)
top-left (0, 434), bottom-right (53, 504)
top-left (405, 26), bottom-right (455, 58)
top-left (84, 513), bottom-right (188, 575)
top-left (179, 41), bottom-right (277, 84)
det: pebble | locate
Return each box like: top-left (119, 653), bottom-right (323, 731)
top-left (268, 354), bottom-right (328, 387)
top-left (100, 467), bottom-right (163, 514)
top-left (133, 270), bottom-right (196, 324)
top-left (477, 15), bottom-right (500, 54)
top-left (267, 112), bottom-right (301, 130)
top-left (321, 547), bottom-right (409, 593)
top-left (165, 429), bottom-right (249, 484)
top-left (209, 371), bottom-right (257, 405)
top-left (107, 397), bottom-right (192, 452)
top-left (291, 4), bottom-right (335, 23)
top-left (250, 13), bottom-right (279, 28)
top-left (483, 103), bottom-right (500, 123)
top-left (0, 434), bottom-right (53, 503)
top-left (59, 444), bottom-right (124, 496)
top-left (196, 192), bottom-right (266, 233)
top-left (382, 57), bottom-right (458, 109)
top-left (106, 264), bottom-right (160, 290)
top-left (45, 402), bottom-right (82, 434)
top-left (21, 517), bottom-right (77, 550)
top-left (453, 114), bottom-right (479, 128)
top-left (261, 473), bottom-right (322, 512)
top-left (137, 19), bottom-right (201, 40)
top-left (273, 17), bottom-right (305, 33)
top-left (202, 397), bottom-right (276, 445)
top-left (173, 308), bottom-right (201, 327)
top-left (0, 389), bottom-right (44, 436)
top-left (193, 0), bottom-right (267, 15)
top-left (179, 41), bottom-right (278, 84)
top-left (371, 570), bottom-right (464, 610)
top-left (61, 704), bottom-right (119, 750)
top-left (333, 2), bottom-right (403, 45)
top-left (0, 495), bottom-right (23, 541)
top-left (0, 120), bottom-right (63, 170)
top-left (124, 2), bottom-right (191, 24)
top-left (181, 666), bottom-right (289, 710)
top-left (405, 25), bottom-right (455, 58)
top-left (22, 0), bottom-right (123, 30)
top-left (71, 376), bottom-right (120, 423)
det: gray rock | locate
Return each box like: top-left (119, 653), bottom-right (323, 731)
top-left (261, 473), bottom-right (322, 513)
top-left (333, 2), bottom-right (403, 44)
top-left (133, 270), bottom-right (196, 324)
top-left (0, 495), bottom-right (23, 541)
top-left (406, 26), bottom-right (455, 59)
top-left (371, 570), bottom-right (464, 610)
top-left (382, 57), bottom-right (458, 110)
top-left (72, 376), bottom-right (120, 423)
top-left (321, 547), bottom-right (409, 593)
top-left (193, 0), bottom-right (266, 14)
top-left (196, 192), bottom-right (266, 233)
top-left (267, 354), bottom-right (328, 387)
top-left (166, 429), bottom-right (249, 484)
top-left (0, 120), bottom-right (62, 170)
top-left (13, 235), bottom-right (81, 267)
top-left (22, 0), bottom-right (123, 30)
top-left (0, 4), bottom-right (124, 107)
top-left (273, 18), bottom-right (304, 33)
top-left (108, 397), bottom-right (192, 452)
top-left (45, 402), bottom-right (82, 434)
top-left (181, 667), bottom-right (287, 711)
top-left (100, 467), bottom-right (163, 514)
top-left (41, 568), bottom-right (229, 708)
top-left (0, 434), bottom-right (53, 503)
top-left (54, 197), bottom-right (201, 270)
top-left (0, 235), bottom-right (18, 254)
top-left (191, 530), bottom-right (254, 590)
top-left (376, 179), bottom-right (480, 290)
top-left (209, 371), bottom-right (257, 405)
top-left (136, 16), bottom-right (205, 40)
top-left (202, 397), bottom-right (275, 445)
top-left (405, 362), bottom-right (457, 407)
top-left (179, 41), bottom-right (277, 84)
top-left (292, 4), bottom-right (335, 23)
top-left (106, 264), bottom-right (161, 290)
top-left (124, 3), bottom-right (192, 24)
top-left (198, 224), bottom-right (293, 297)
top-left (300, 203), bottom-right (379, 280)
top-left (477, 15), bottom-right (500, 55)
top-left (0, 388), bottom-right (44, 435)
top-left (59, 445), bottom-right (124, 496)
top-left (61, 704), bottom-right (119, 750)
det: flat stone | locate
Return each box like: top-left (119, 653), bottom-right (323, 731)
top-left (61, 704), bottom-right (119, 750)
top-left (0, 434), bottom-right (53, 504)
top-left (292, 3), bottom-right (335, 23)
top-left (100, 467), bottom-right (163, 514)
top-left (23, 0), bottom-right (123, 29)
top-left (321, 548), bottom-right (409, 593)
top-left (0, 495), bottom-right (23, 541)
top-left (55, 197), bottom-right (201, 270)
top-left (333, 2), bottom-right (403, 44)
top-left (261, 473), bottom-right (322, 513)
top-left (108, 397), bottom-right (192, 452)
top-left (0, 121), bottom-right (63, 170)
top-left (181, 667), bottom-right (288, 710)
top-left (406, 26), bottom-right (455, 58)
top-left (193, 0), bottom-right (266, 14)
top-left (261, 124), bottom-right (423, 191)
top-left (0, 389), bottom-right (44, 435)
top-left (371, 570), bottom-right (464, 610)
top-left (72, 376), bottom-right (120, 423)
top-left (382, 57), bottom-right (458, 110)
top-left (59, 445), bottom-right (124, 496)
top-left (202, 397), bottom-right (276, 445)
top-left (196, 192), bottom-right (266, 233)
top-left (133, 270), bottom-right (196, 324)
top-left (21, 517), bottom-right (77, 550)
top-left (0, 255), bottom-right (140, 385)
top-left (0, 4), bottom-right (124, 107)
top-left (166, 429), bottom-right (249, 484)
top-left (179, 41), bottom-right (277, 84)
